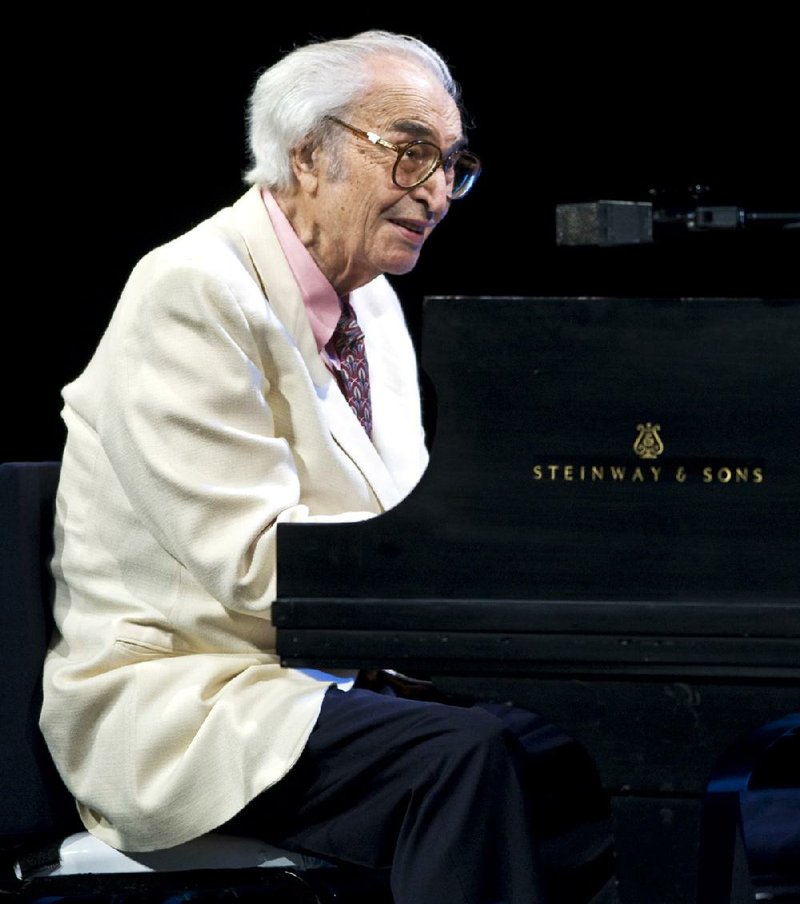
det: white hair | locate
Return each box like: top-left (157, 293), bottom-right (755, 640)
top-left (244, 30), bottom-right (462, 190)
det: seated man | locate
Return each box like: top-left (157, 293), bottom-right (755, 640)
top-left (40, 30), bottom-right (613, 904)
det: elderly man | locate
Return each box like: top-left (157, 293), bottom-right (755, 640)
top-left (40, 30), bottom-right (610, 904)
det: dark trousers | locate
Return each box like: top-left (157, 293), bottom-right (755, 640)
top-left (223, 680), bottom-right (615, 904)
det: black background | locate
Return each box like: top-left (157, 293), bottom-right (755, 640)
top-left (6, 12), bottom-right (797, 463)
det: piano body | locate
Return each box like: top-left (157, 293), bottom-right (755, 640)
top-left (274, 296), bottom-right (800, 904)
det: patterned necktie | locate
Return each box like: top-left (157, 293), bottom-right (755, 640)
top-left (330, 298), bottom-right (372, 438)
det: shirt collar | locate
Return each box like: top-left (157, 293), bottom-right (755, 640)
top-left (261, 187), bottom-right (343, 352)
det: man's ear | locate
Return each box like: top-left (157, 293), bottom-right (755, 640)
top-left (290, 142), bottom-right (320, 193)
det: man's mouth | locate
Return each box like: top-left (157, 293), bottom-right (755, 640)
top-left (389, 218), bottom-right (429, 237)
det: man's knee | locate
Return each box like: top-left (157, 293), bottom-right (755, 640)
top-left (406, 702), bottom-right (529, 784)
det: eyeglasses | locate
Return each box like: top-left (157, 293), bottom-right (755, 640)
top-left (325, 115), bottom-right (481, 200)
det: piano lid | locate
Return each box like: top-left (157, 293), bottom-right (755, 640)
top-left (274, 297), bottom-right (800, 661)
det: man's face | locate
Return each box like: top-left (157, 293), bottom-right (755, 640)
top-left (299, 56), bottom-right (464, 295)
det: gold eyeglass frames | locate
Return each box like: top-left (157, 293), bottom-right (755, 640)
top-left (326, 115), bottom-right (481, 200)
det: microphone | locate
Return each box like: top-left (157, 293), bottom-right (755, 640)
top-left (555, 196), bottom-right (800, 247)
top-left (555, 200), bottom-right (654, 247)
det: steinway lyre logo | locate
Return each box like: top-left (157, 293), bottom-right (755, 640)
top-left (633, 422), bottom-right (664, 460)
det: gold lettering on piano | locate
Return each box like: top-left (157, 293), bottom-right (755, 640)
top-left (532, 463), bottom-right (764, 484)
top-left (533, 464), bottom-right (665, 482)
top-left (531, 422), bottom-right (764, 487)
top-left (703, 466), bottom-right (764, 484)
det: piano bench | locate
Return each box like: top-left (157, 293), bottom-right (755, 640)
top-left (7, 830), bottom-right (393, 903)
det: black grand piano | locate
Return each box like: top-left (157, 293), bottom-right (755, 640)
top-left (274, 296), bottom-right (800, 904)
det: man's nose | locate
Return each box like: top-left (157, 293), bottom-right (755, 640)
top-left (408, 166), bottom-right (451, 220)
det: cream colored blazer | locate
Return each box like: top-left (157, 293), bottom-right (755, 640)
top-left (40, 185), bottom-right (429, 852)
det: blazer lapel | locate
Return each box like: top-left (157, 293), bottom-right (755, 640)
top-left (319, 385), bottom-right (405, 511)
